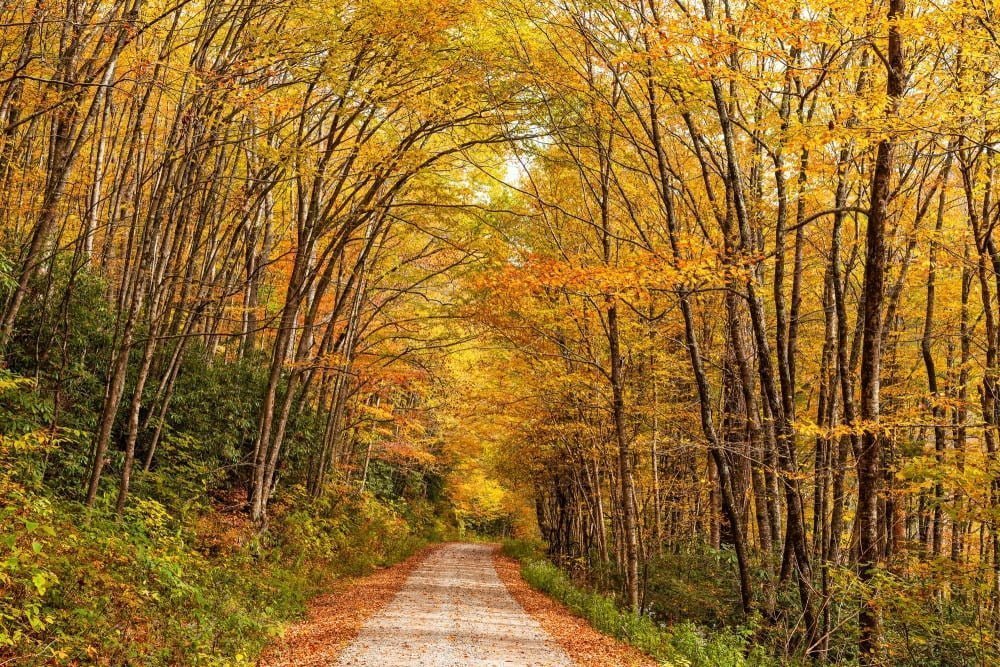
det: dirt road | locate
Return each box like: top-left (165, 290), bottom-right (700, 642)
top-left (262, 543), bottom-right (654, 667)
top-left (334, 543), bottom-right (573, 666)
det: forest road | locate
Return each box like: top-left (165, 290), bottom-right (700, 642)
top-left (334, 542), bottom-right (575, 666)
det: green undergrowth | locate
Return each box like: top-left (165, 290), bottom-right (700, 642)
top-left (0, 290), bottom-right (452, 667)
top-left (503, 540), bottom-right (774, 667)
top-left (0, 429), bottom-right (434, 666)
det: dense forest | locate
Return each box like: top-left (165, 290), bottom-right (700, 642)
top-left (2, 0), bottom-right (1000, 664)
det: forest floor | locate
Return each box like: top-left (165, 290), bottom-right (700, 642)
top-left (260, 542), bottom-right (654, 666)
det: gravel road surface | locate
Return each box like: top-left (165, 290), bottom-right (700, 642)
top-left (334, 543), bottom-right (575, 666)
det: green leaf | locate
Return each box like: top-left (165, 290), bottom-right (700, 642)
top-left (31, 571), bottom-right (48, 595)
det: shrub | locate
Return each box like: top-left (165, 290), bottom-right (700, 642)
top-left (510, 549), bottom-right (775, 667)
top-left (0, 472), bottom-right (427, 665)
top-left (644, 545), bottom-right (744, 627)
top-left (501, 538), bottom-right (545, 561)
top-left (0, 367), bottom-right (432, 665)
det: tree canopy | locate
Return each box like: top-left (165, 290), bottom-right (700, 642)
top-left (4, 0), bottom-right (1000, 663)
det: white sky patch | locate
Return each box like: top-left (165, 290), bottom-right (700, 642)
top-left (502, 156), bottom-right (528, 187)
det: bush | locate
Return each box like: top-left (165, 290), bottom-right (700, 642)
top-left (0, 469), bottom-right (426, 665)
top-left (0, 248), bottom-right (454, 665)
top-left (508, 547), bottom-right (775, 667)
top-left (644, 544), bottom-right (744, 627)
top-left (0, 366), bottom-right (431, 665)
top-left (501, 538), bottom-right (545, 561)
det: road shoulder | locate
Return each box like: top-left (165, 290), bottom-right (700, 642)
top-left (492, 551), bottom-right (658, 667)
top-left (259, 546), bottom-right (433, 666)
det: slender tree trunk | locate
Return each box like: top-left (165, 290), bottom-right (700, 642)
top-left (858, 0), bottom-right (905, 656)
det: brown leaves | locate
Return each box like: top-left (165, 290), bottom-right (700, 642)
top-left (493, 553), bottom-right (657, 667)
top-left (259, 547), bottom-right (432, 667)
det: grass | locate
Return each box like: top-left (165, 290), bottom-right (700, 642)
top-left (503, 541), bottom-right (774, 667)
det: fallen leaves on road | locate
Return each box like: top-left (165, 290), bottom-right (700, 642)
top-left (259, 547), bottom-right (433, 667)
top-left (493, 552), bottom-right (657, 667)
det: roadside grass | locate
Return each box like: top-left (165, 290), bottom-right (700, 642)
top-left (503, 540), bottom-right (774, 667)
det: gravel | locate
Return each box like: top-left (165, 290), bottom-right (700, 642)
top-left (334, 543), bottom-right (576, 666)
